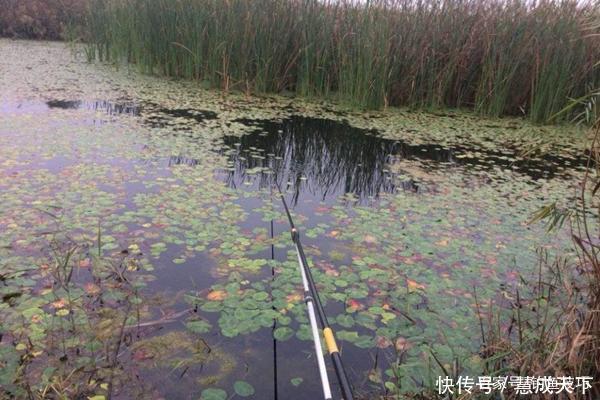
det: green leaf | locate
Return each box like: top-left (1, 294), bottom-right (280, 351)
top-left (252, 291), bottom-right (269, 301)
top-left (355, 335), bottom-right (376, 349)
top-left (200, 301), bottom-right (223, 312)
top-left (273, 326), bottom-right (294, 341)
top-left (384, 381), bottom-right (397, 392)
top-left (290, 377), bottom-right (303, 387)
top-left (337, 330), bottom-right (359, 342)
top-left (336, 314), bottom-right (354, 328)
top-left (186, 319), bottom-right (211, 334)
top-left (334, 279), bottom-right (348, 288)
top-left (200, 388), bottom-right (227, 400)
top-left (233, 380), bottom-right (255, 397)
top-left (295, 324), bottom-right (312, 341)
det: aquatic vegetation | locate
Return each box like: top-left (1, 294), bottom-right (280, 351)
top-left (84, 0), bottom-right (599, 123)
top-left (0, 224), bottom-right (145, 398)
top-left (474, 129), bottom-right (600, 399)
top-left (0, 40), bottom-right (592, 398)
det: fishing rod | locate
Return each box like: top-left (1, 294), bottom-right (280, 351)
top-left (275, 182), bottom-right (354, 400)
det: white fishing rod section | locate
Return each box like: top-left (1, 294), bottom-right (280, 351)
top-left (295, 240), bottom-right (333, 399)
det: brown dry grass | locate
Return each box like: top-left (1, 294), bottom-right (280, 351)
top-left (0, 0), bottom-right (88, 40)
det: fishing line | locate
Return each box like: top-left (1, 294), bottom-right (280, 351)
top-left (270, 167), bottom-right (279, 400)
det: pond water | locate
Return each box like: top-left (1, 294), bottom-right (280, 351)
top-left (0, 40), bottom-right (587, 399)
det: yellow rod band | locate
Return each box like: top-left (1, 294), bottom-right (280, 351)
top-left (323, 327), bottom-right (339, 354)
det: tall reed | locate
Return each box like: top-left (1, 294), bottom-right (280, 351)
top-left (84, 0), bottom-right (600, 123)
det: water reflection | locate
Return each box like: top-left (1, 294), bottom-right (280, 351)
top-left (168, 155), bottom-right (201, 167)
top-left (44, 99), bottom-right (220, 127)
top-left (46, 99), bottom-right (141, 115)
top-left (222, 116), bottom-right (421, 204)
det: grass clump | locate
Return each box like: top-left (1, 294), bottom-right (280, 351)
top-left (83, 0), bottom-right (599, 123)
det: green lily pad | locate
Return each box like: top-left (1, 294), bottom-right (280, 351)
top-left (290, 377), bottom-right (303, 387)
top-left (273, 326), bottom-right (294, 341)
top-left (252, 291), bottom-right (269, 301)
top-left (200, 388), bottom-right (227, 400)
top-left (186, 320), bottom-right (212, 334)
top-left (233, 380), bottom-right (255, 397)
top-left (336, 314), bottom-right (354, 328)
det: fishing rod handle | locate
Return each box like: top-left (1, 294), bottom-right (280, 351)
top-left (324, 328), bottom-right (354, 400)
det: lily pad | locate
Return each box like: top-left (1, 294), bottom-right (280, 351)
top-left (200, 388), bottom-right (227, 400)
top-left (290, 377), bottom-right (303, 387)
top-left (233, 380), bottom-right (255, 397)
top-left (273, 326), bottom-right (294, 341)
top-left (186, 319), bottom-right (212, 334)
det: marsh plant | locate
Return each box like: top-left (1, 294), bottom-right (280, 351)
top-left (446, 125), bottom-right (600, 400)
top-left (83, 0), bottom-right (599, 123)
top-left (0, 224), bottom-right (146, 399)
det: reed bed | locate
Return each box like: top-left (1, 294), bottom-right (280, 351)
top-left (84, 0), bottom-right (599, 123)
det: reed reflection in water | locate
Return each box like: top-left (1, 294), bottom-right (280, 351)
top-left (221, 116), bottom-right (432, 204)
